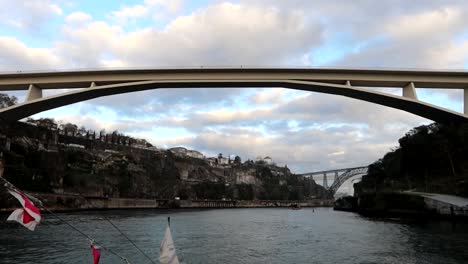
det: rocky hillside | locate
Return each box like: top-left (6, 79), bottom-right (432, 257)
top-left (0, 121), bottom-right (327, 206)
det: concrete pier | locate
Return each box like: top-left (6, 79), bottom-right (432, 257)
top-left (404, 191), bottom-right (468, 217)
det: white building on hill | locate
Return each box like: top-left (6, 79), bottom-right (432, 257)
top-left (169, 147), bottom-right (187, 157)
top-left (187, 150), bottom-right (204, 159)
top-left (256, 155), bottom-right (273, 165)
top-left (169, 147), bottom-right (205, 159)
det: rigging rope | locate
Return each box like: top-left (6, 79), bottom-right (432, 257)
top-left (0, 176), bottom-right (133, 263)
top-left (39, 206), bottom-right (133, 264)
top-left (76, 191), bottom-right (157, 264)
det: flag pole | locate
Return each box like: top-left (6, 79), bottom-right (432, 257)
top-left (0, 155), bottom-right (135, 263)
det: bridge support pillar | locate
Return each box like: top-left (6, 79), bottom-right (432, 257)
top-left (403, 82), bottom-right (418, 100)
top-left (323, 173), bottom-right (328, 189)
top-left (464, 88), bottom-right (468, 115)
top-left (334, 171), bottom-right (338, 182)
top-left (26, 84), bottom-right (42, 102)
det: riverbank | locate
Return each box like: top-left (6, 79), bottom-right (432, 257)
top-left (0, 192), bottom-right (333, 212)
top-left (334, 192), bottom-right (468, 221)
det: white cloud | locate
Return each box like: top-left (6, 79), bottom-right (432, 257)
top-left (159, 126), bottom-right (401, 172)
top-left (328, 151), bottom-right (345, 157)
top-left (56, 21), bottom-right (122, 67)
top-left (0, 0), bottom-right (63, 31)
top-left (385, 7), bottom-right (465, 39)
top-left (109, 0), bottom-right (184, 25)
top-left (1, 2), bottom-right (321, 69)
top-left (99, 59), bottom-right (129, 68)
top-left (249, 89), bottom-right (285, 105)
top-left (110, 2), bottom-right (322, 66)
top-left (145, 0), bottom-right (183, 13)
top-left (1, 1), bottom-right (467, 70)
top-left (65, 12), bottom-right (92, 24)
top-left (333, 5), bottom-right (468, 69)
top-left (110, 4), bottom-right (149, 24)
top-left (0, 37), bottom-right (62, 71)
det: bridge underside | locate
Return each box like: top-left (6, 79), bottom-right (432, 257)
top-left (0, 79), bottom-right (467, 124)
top-left (0, 68), bottom-right (467, 123)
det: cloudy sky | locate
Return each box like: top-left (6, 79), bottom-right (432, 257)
top-left (1, 0), bottom-right (467, 174)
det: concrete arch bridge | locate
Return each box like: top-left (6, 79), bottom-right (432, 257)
top-left (0, 67), bottom-right (467, 123)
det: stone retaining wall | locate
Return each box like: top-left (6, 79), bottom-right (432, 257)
top-left (424, 197), bottom-right (468, 217)
top-left (2, 192), bottom-right (333, 211)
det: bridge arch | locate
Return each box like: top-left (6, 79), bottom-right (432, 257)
top-left (328, 167), bottom-right (368, 196)
top-left (299, 166), bottom-right (369, 196)
top-left (0, 68), bottom-right (467, 123)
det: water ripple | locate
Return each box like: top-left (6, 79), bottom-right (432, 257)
top-left (1, 208), bottom-right (468, 263)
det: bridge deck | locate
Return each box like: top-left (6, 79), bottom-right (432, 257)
top-left (299, 166), bottom-right (368, 176)
top-left (1, 67), bottom-right (468, 90)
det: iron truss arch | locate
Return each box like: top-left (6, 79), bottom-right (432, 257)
top-left (299, 166), bottom-right (369, 196)
top-left (328, 166), bottom-right (368, 195)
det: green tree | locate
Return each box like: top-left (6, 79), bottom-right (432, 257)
top-left (62, 123), bottom-right (78, 136)
top-left (77, 126), bottom-right (87, 137)
top-left (28, 117), bottom-right (58, 130)
top-left (0, 93), bottom-right (17, 108)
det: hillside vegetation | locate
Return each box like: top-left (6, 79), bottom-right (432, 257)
top-left (355, 123), bottom-right (468, 197)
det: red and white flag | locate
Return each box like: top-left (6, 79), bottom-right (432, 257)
top-left (90, 241), bottom-right (101, 264)
top-left (6, 187), bottom-right (41, 231)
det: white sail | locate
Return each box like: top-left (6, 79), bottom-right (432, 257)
top-left (159, 225), bottom-right (180, 264)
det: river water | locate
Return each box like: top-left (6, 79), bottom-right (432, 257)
top-left (1, 208), bottom-right (468, 263)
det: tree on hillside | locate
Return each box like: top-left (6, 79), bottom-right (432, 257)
top-left (62, 123), bottom-right (78, 136)
top-left (99, 129), bottom-right (106, 141)
top-left (0, 93), bottom-right (18, 108)
top-left (77, 126), bottom-right (87, 137)
top-left (358, 122), bottom-right (468, 195)
top-left (26, 117), bottom-right (58, 130)
top-left (39, 118), bottom-right (58, 130)
top-left (111, 130), bottom-right (119, 144)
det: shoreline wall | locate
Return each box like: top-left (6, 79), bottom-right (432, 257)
top-left (0, 192), bottom-right (333, 211)
top-left (424, 196), bottom-right (468, 217)
top-left (334, 193), bottom-right (468, 220)
top-left (181, 199), bottom-right (334, 208)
